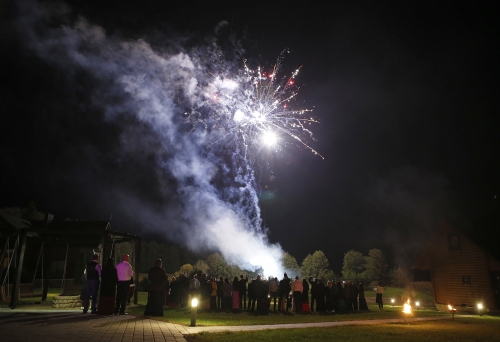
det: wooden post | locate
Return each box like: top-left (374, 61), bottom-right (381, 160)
top-left (0, 237), bottom-right (9, 287)
top-left (10, 229), bottom-right (27, 309)
top-left (41, 243), bottom-right (53, 302)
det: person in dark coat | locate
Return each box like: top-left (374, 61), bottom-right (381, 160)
top-left (168, 276), bottom-right (179, 306)
top-left (336, 281), bottom-right (348, 312)
top-left (301, 278), bottom-right (309, 306)
top-left (358, 283), bottom-right (369, 310)
top-left (238, 274), bottom-right (248, 309)
top-left (352, 282), bottom-right (359, 310)
top-left (344, 281), bottom-right (352, 311)
top-left (97, 257), bottom-right (118, 315)
top-left (278, 273), bottom-right (291, 311)
top-left (247, 277), bottom-right (255, 310)
top-left (144, 259), bottom-right (168, 316)
top-left (83, 254), bottom-right (101, 314)
top-left (216, 276), bottom-right (224, 309)
top-left (316, 278), bottom-right (326, 311)
top-left (309, 277), bottom-right (318, 311)
top-left (252, 275), bottom-right (263, 311)
top-left (325, 280), bottom-right (334, 312)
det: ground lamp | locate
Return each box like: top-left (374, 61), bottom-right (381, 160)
top-left (415, 301), bottom-right (420, 310)
top-left (190, 298), bottom-right (198, 327)
top-left (402, 299), bottom-right (412, 323)
top-left (391, 298), bottom-right (395, 307)
top-left (448, 304), bottom-right (457, 320)
top-left (477, 303), bottom-right (483, 316)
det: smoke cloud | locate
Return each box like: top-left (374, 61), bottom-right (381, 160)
top-left (11, 0), bottom-right (285, 276)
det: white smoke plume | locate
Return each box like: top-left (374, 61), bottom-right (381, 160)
top-left (12, 0), bottom-right (286, 276)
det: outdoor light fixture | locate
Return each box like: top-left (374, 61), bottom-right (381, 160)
top-left (391, 298), bottom-right (395, 307)
top-left (415, 301), bottom-right (420, 310)
top-left (477, 303), bottom-right (483, 316)
top-left (448, 304), bottom-right (457, 320)
top-left (190, 298), bottom-right (198, 327)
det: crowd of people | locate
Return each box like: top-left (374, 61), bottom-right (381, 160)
top-left (164, 272), bottom-right (377, 314)
top-left (82, 254), bottom-right (381, 317)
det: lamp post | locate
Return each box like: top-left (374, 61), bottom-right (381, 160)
top-left (391, 298), bottom-right (395, 308)
top-left (477, 303), bottom-right (483, 316)
top-left (190, 297), bottom-right (198, 327)
top-left (415, 301), bottom-right (420, 310)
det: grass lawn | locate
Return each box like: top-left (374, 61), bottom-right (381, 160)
top-left (126, 289), bottom-right (444, 327)
top-left (184, 316), bottom-right (500, 342)
top-left (127, 304), bottom-right (448, 326)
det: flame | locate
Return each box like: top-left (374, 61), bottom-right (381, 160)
top-left (402, 299), bottom-right (412, 314)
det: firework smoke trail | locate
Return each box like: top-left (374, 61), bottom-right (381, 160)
top-left (10, 1), bottom-right (320, 277)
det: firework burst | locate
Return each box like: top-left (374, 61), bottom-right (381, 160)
top-left (204, 50), bottom-right (324, 159)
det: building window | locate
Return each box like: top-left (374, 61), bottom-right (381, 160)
top-left (448, 233), bottom-right (461, 250)
top-left (462, 276), bottom-right (471, 285)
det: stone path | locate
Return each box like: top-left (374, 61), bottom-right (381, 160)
top-left (0, 309), bottom-right (455, 342)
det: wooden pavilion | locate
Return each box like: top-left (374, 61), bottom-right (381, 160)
top-left (0, 210), bottom-right (141, 309)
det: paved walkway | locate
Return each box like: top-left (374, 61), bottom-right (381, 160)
top-left (0, 309), bottom-right (454, 342)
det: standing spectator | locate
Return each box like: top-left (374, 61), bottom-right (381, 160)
top-left (179, 273), bottom-right (189, 308)
top-left (238, 274), bottom-right (248, 309)
top-left (144, 259), bottom-right (168, 316)
top-left (253, 275), bottom-right (263, 312)
top-left (199, 274), bottom-right (211, 310)
top-left (352, 281), bottom-right (359, 311)
top-left (83, 254), bottom-right (101, 314)
top-left (260, 278), bottom-right (270, 313)
top-left (317, 279), bottom-right (326, 311)
top-left (189, 274), bottom-right (200, 298)
top-left (247, 277), bottom-right (255, 310)
top-left (278, 273), bottom-right (291, 311)
top-left (336, 281), bottom-right (348, 312)
top-left (98, 257), bottom-right (118, 315)
top-left (358, 283), bottom-right (369, 310)
top-left (209, 277), bottom-right (217, 311)
top-left (309, 277), bottom-right (318, 312)
top-left (332, 280), bottom-right (339, 311)
top-left (301, 279), bottom-right (309, 306)
top-left (269, 277), bottom-right (279, 311)
top-left (232, 276), bottom-right (240, 310)
top-left (344, 281), bottom-right (352, 311)
top-left (168, 276), bottom-right (179, 307)
top-left (216, 276), bottom-right (224, 309)
top-left (163, 275), bottom-right (170, 307)
top-left (325, 280), bottom-right (334, 312)
top-left (222, 278), bottom-right (232, 311)
top-left (115, 254), bottom-right (134, 315)
top-left (291, 276), bottom-right (303, 313)
top-left (376, 282), bottom-right (384, 310)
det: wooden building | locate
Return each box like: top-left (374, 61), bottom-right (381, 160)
top-left (414, 220), bottom-right (500, 312)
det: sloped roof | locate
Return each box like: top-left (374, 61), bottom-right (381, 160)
top-left (0, 210), bottom-right (32, 234)
top-left (414, 219), bottom-right (500, 269)
top-left (0, 211), bottom-right (140, 245)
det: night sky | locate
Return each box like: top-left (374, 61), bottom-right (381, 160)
top-left (1, 0), bottom-right (499, 273)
